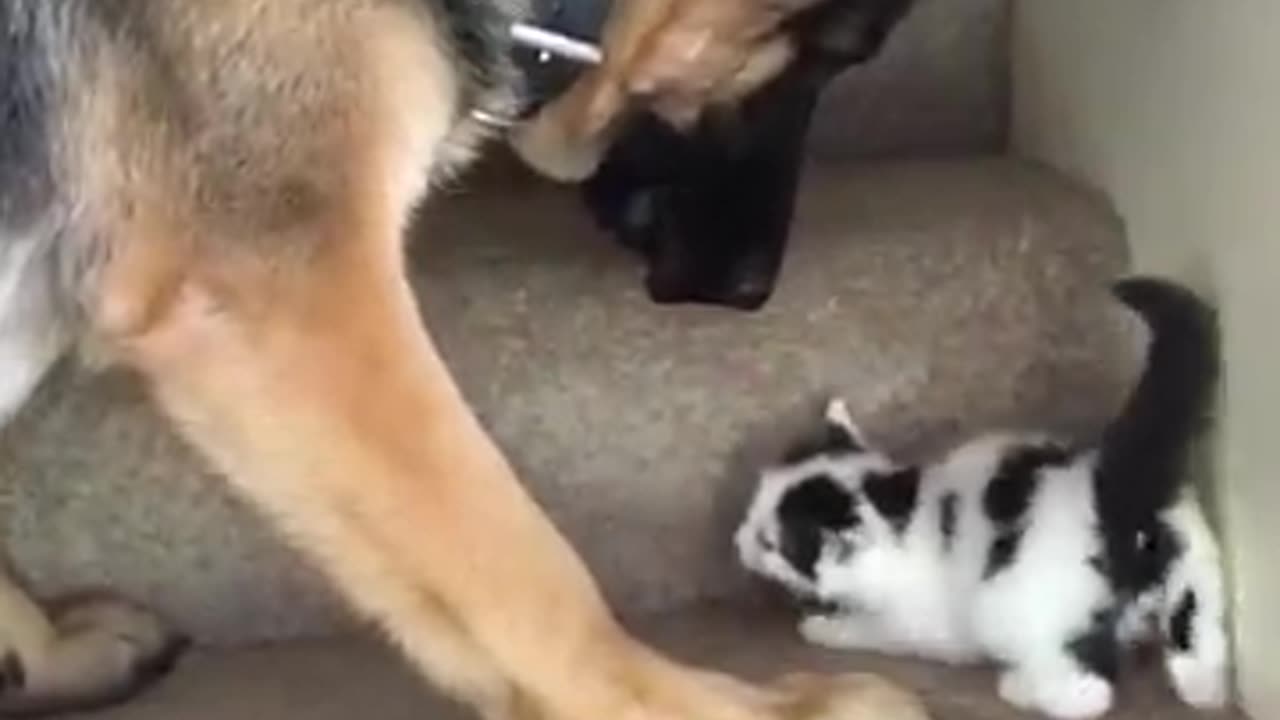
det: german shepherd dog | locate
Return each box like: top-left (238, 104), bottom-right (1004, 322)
top-left (0, 1), bottom-right (928, 718)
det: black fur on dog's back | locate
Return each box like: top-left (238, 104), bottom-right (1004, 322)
top-left (1095, 277), bottom-right (1221, 593)
top-left (0, 2), bottom-right (58, 228)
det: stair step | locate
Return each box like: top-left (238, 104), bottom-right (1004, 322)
top-left (64, 603), bottom-right (1246, 720)
top-left (3, 158), bottom-right (1136, 643)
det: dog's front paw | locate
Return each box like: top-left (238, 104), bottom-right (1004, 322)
top-left (605, 651), bottom-right (929, 720)
top-left (0, 593), bottom-right (187, 715)
top-left (771, 672), bottom-right (930, 720)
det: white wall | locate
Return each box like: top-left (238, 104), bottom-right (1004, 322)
top-left (1012, 3), bottom-right (1279, 717)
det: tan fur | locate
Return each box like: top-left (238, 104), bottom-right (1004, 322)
top-left (9, 1), bottom-right (928, 719)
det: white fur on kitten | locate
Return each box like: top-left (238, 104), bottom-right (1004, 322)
top-left (737, 398), bottom-right (1228, 720)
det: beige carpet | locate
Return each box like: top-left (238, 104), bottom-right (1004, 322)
top-left (4, 158), bottom-right (1140, 642)
top-left (66, 603), bottom-right (1245, 720)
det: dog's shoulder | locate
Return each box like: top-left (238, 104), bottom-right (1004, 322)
top-left (0, 2), bottom-right (503, 237)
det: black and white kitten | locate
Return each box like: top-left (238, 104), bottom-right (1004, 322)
top-left (736, 278), bottom-right (1227, 720)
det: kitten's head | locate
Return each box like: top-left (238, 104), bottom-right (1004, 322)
top-left (735, 399), bottom-right (917, 600)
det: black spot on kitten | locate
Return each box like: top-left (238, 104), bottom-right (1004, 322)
top-left (983, 530), bottom-right (1024, 579)
top-left (980, 444), bottom-right (1070, 578)
top-left (1169, 589), bottom-right (1198, 653)
top-left (777, 474), bottom-right (858, 578)
top-left (864, 467), bottom-right (921, 534)
top-left (939, 492), bottom-right (959, 551)
top-left (1067, 609), bottom-right (1121, 682)
top-left (983, 444), bottom-right (1069, 524)
top-left (1127, 520), bottom-right (1183, 594)
top-left (778, 476), bottom-right (855, 527)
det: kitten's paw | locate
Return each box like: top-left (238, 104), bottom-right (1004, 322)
top-left (999, 669), bottom-right (1113, 720)
top-left (798, 614), bottom-right (881, 652)
top-left (1168, 654), bottom-right (1229, 709)
top-left (996, 670), bottom-right (1036, 710)
top-left (799, 615), bottom-right (844, 648)
top-left (1040, 673), bottom-right (1113, 720)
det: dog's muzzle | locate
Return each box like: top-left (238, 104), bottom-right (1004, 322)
top-left (579, 0), bottom-right (917, 311)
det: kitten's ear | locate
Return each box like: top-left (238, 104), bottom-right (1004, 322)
top-left (781, 398), bottom-right (871, 464)
top-left (823, 398), bottom-right (868, 451)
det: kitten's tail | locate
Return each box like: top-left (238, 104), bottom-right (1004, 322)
top-left (1095, 276), bottom-right (1220, 583)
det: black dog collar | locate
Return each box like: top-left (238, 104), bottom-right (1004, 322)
top-left (472, 0), bottom-right (610, 127)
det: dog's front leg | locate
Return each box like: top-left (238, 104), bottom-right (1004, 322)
top-left (88, 198), bottom-right (926, 720)
top-left (84, 212), bottom-right (763, 720)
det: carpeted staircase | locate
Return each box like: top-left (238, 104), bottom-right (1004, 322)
top-left (0, 1), bottom-right (1245, 717)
